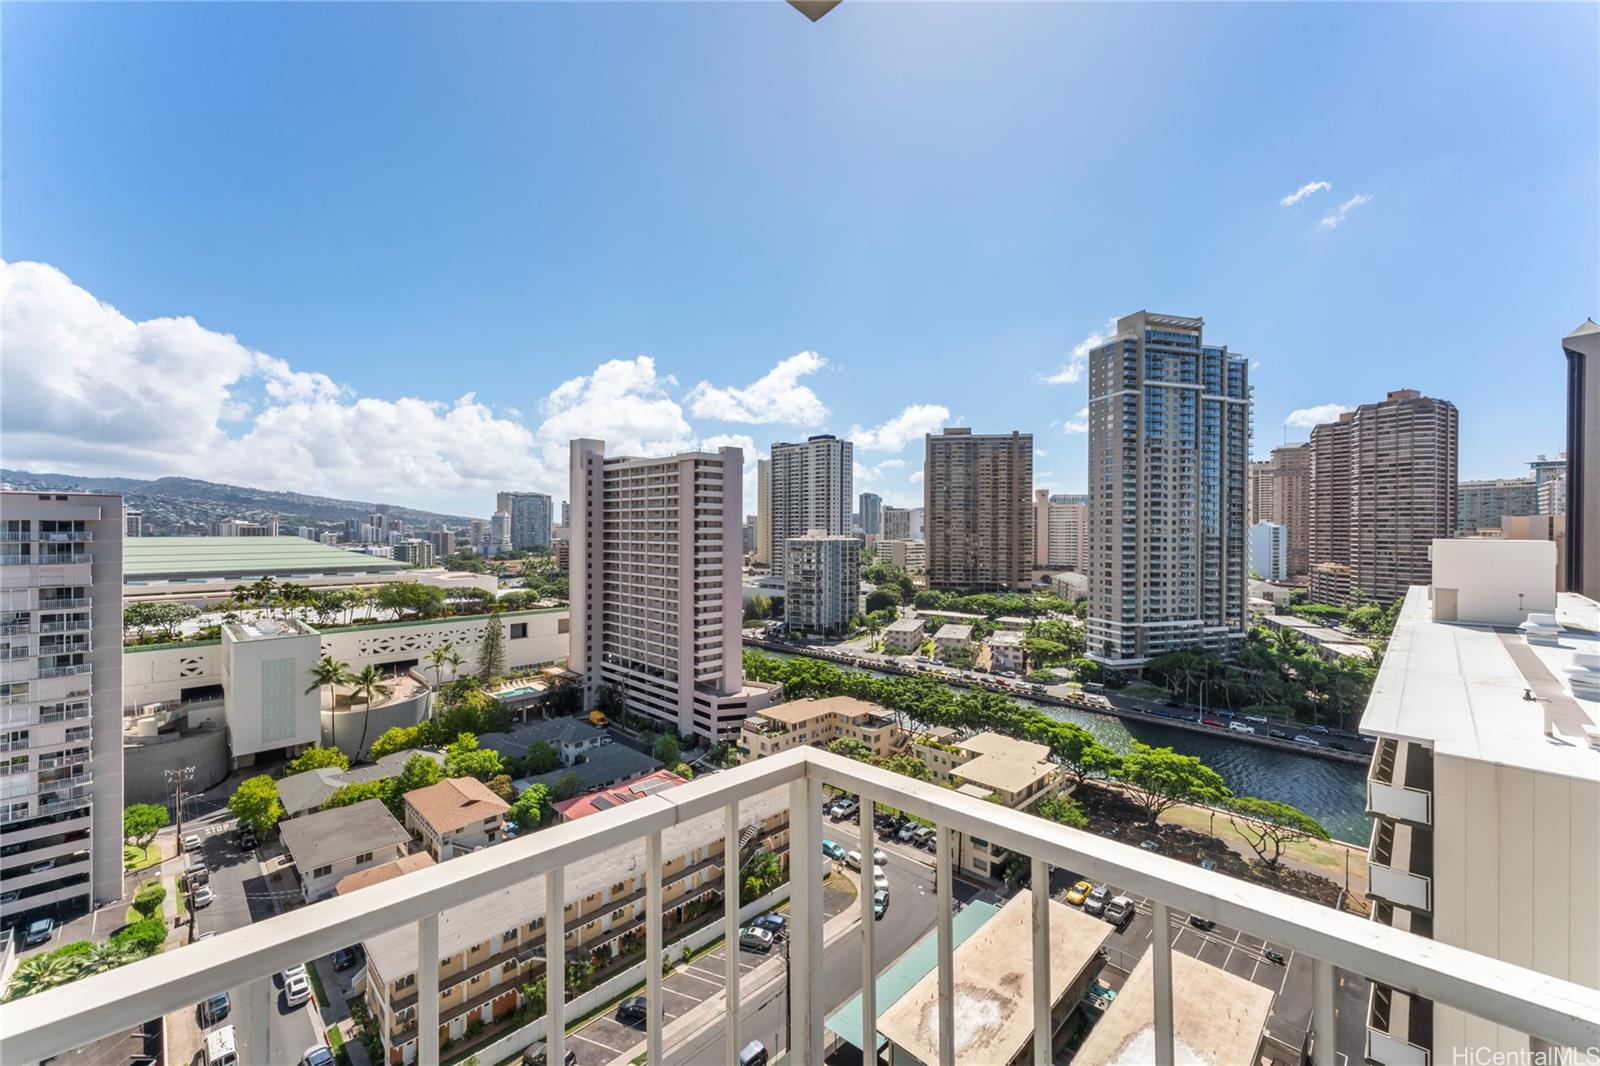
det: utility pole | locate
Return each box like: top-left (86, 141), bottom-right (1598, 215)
top-left (166, 766), bottom-right (196, 943)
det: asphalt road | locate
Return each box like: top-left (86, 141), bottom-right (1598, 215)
top-left (182, 801), bottom-right (324, 1066)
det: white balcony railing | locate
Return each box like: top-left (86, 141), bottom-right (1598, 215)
top-left (1, 748), bottom-right (1597, 1066)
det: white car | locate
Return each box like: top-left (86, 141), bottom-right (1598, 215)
top-left (282, 963), bottom-right (308, 982)
top-left (192, 885), bottom-right (216, 907)
top-left (182, 833), bottom-right (202, 851)
top-left (872, 871), bottom-right (890, 894)
top-left (871, 848), bottom-right (887, 866)
top-left (284, 972), bottom-right (313, 1007)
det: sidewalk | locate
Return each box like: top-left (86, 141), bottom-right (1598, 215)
top-left (601, 906), bottom-right (862, 1066)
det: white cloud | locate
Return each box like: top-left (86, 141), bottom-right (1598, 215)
top-left (685, 351), bottom-right (827, 426)
top-left (1042, 318), bottom-right (1117, 385)
top-left (908, 470), bottom-right (924, 484)
top-left (1319, 194), bottom-right (1371, 229)
top-left (1280, 180), bottom-right (1331, 207)
top-left (854, 458), bottom-right (907, 484)
top-left (1284, 402), bottom-right (1350, 428)
top-left (1035, 447), bottom-right (1049, 458)
top-left (848, 403), bottom-right (950, 452)
top-left (1063, 407), bottom-right (1090, 434)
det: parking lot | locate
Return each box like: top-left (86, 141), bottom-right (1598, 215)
top-left (1047, 866), bottom-right (1370, 1063)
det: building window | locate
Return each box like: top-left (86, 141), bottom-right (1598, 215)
top-left (510, 623), bottom-right (528, 639)
top-left (312, 864), bottom-right (332, 878)
top-left (502, 928), bottom-right (518, 943)
top-left (356, 851), bottom-right (373, 864)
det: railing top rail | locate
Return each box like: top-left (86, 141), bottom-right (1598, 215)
top-left (0, 746), bottom-right (1595, 1063)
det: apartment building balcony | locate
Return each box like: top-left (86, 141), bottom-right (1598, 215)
top-left (3, 747), bottom-right (1596, 1066)
top-left (1368, 983), bottom-right (1433, 1066)
top-left (1366, 738), bottom-right (1433, 827)
top-left (1368, 817), bottom-right (1433, 914)
top-left (37, 662), bottom-right (91, 680)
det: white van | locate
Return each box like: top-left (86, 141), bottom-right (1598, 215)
top-left (205, 1025), bottom-right (239, 1066)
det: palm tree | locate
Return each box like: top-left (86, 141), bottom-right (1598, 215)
top-left (86, 941), bottom-right (139, 974)
top-left (3, 951), bottom-right (88, 1001)
top-left (442, 647), bottom-right (466, 685)
top-left (426, 645), bottom-right (453, 691)
top-left (352, 664), bottom-right (394, 758)
top-left (306, 656), bottom-right (355, 752)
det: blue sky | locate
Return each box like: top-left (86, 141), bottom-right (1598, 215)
top-left (2, 2), bottom-right (1595, 516)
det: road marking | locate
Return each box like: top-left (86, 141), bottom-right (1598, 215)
top-left (675, 968), bottom-right (722, 991)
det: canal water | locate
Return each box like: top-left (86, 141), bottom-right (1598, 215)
top-left (757, 651), bottom-right (1372, 845)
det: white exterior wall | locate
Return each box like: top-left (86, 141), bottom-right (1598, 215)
top-left (1250, 522), bottom-right (1288, 582)
top-left (221, 623), bottom-right (323, 759)
top-left (299, 842), bottom-right (408, 903)
top-left (1430, 752), bottom-right (1600, 1059)
top-left (1430, 538), bottom-right (1556, 625)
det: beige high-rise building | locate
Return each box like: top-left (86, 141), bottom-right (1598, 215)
top-left (754, 457), bottom-right (772, 566)
top-left (0, 492), bottom-right (125, 927)
top-left (568, 439), bottom-right (773, 740)
top-left (1248, 461), bottom-right (1276, 524)
top-left (923, 428), bottom-right (1032, 592)
top-left (1086, 312), bottom-right (1250, 666)
top-left (882, 506), bottom-right (913, 542)
top-left (1457, 477), bottom-right (1536, 534)
top-left (1564, 318), bottom-right (1600, 599)
top-left (1500, 513), bottom-right (1567, 592)
top-left (1033, 489), bottom-right (1088, 572)
top-left (1308, 390), bottom-right (1459, 606)
top-left (1268, 443), bottom-right (1311, 580)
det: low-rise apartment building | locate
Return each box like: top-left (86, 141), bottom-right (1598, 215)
top-left (736, 696), bottom-right (904, 763)
top-left (944, 732), bottom-right (1060, 880)
top-left (278, 798), bottom-right (411, 903)
top-left (932, 623), bottom-right (972, 660)
top-left (880, 616), bottom-right (926, 654)
top-left (277, 749), bottom-right (446, 819)
top-left (985, 630), bottom-right (1025, 673)
top-left (403, 777), bottom-right (510, 861)
top-left (552, 769), bottom-right (688, 821)
top-left (360, 789), bottom-right (792, 1063)
top-left (878, 538), bottom-right (926, 574)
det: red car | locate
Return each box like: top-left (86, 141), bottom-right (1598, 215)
top-left (1202, 718), bottom-right (1226, 728)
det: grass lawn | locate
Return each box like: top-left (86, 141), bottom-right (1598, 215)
top-left (305, 961), bottom-right (330, 1008)
top-left (124, 843), bottom-right (162, 871)
top-left (1156, 800), bottom-right (1367, 890)
top-left (1121, 683), bottom-right (1171, 701)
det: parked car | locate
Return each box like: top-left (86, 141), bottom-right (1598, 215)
top-left (1139, 839), bottom-right (1159, 852)
top-left (198, 930), bottom-right (216, 942)
top-left (739, 926), bottom-right (775, 953)
top-left (821, 839), bottom-right (846, 861)
top-left (199, 992), bottom-right (231, 1028)
top-left (1244, 715), bottom-right (1269, 728)
top-left (750, 912), bottom-right (787, 936)
top-left (522, 1044), bottom-right (577, 1066)
top-left (909, 825), bottom-right (935, 847)
top-left (870, 848), bottom-right (887, 866)
top-left (1293, 735), bottom-right (1322, 747)
top-left (617, 995), bottom-right (649, 1025)
top-left (1082, 885), bottom-right (1111, 916)
top-left (182, 833), bottom-right (202, 851)
top-left (896, 823), bottom-right (919, 843)
top-left (1269, 729), bottom-right (1292, 740)
top-left (1065, 880), bottom-right (1093, 906)
top-left (1201, 718), bottom-right (1226, 728)
top-left (1103, 895), bottom-right (1135, 926)
top-left (1227, 721), bottom-right (1255, 734)
top-left (284, 972), bottom-right (313, 1007)
top-left (872, 871), bottom-right (890, 894)
top-left (1188, 915), bottom-right (1216, 931)
top-left (29, 860), bottom-right (54, 874)
top-left (830, 799), bottom-right (859, 821)
top-left (21, 918), bottom-right (53, 947)
top-left (738, 1040), bottom-right (769, 1066)
top-left (872, 889), bottom-right (890, 920)
top-left (332, 947), bottom-right (361, 971)
top-left (845, 850), bottom-right (863, 871)
top-left (301, 1046), bottom-right (336, 1066)
top-left (192, 885), bottom-right (216, 908)
top-left (1306, 725), bottom-right (1331, 735)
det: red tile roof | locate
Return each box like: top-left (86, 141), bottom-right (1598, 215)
top-left (552, 769), bottom-right (689, 821)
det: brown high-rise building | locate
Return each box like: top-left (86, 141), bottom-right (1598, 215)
top-left (1269, 443), bottom-right (1312, 580)
top-left (923, 427), bottom-right (1032, 592)
top-left (1307, 390), bottom-right (1459, 605)
top-left (1564, 319), bottom-right (1600, 599)
top-left (1249, 461), bottom-right (1276, 524)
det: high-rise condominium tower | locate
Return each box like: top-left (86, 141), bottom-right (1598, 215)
top-left (488, 511), bottom-right (512, 556)
top-left (784, 533), bottom-right (861, 635)
top-left (1033, 489), bottom-right (1088, 573)
top-left (1457, 477), bottom-right (1536, 534)
top-left (568, 440), bottom-right (764, 740)
top-left (1565, 319), bottom-right (1600, 599)
top-left (882, 506), bottom-right (912, 542)
top-left (1307, 390), bottom-right (1459, 606)
top-left (924, 427), bottom-right (1033, 593)
top-left (1264, 443), bottom-right (1311, 579)
top-left (767, 435), bottom-right (852, 578)
top-left (0, 492), bottom-right (125, 927)
top-left (857, 492), bottom-right (883, 538)
top-left (1086, 312), bottom-right (1250, 666)
top-left (754, 458), bottom-right (772, 566)
top-left (496, 491), bottom-right (553, 551)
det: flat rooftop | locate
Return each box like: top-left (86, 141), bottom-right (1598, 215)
top-left (876, 890), bottom-right (1109, 1065)
top-left (758, 695), bottom-right (888, 726)
top-left (1073, 948), bottom-right (1274, 1066)
top-left (952, 732), bottom-right (1055, 794)
top-left (884, 617), bottom-right (925, 633)
top-left (1359, 587), bottom-right (1600, 782)
top-left (124, 535), bottom-right (408, 582)
top-left (934, 624), bottom-right (972, 641)
top-left (224, 617), bottom-right (314, 641)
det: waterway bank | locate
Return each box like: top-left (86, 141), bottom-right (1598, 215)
top-left (746, 639), bottom-right (1373, 845)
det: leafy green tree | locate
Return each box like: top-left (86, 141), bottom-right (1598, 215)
top-left (743, 595), bottom-right (771, 622)
top-left (825, 737), bottom-right (874, 761)
top-left (1226, 797), bottom-right (1330, 869)
top-left (3, 950), bottom-right (89, 1001)
top-left (486, 774), bottom-right (516, 802)
top-left (227, 775), bottom-right (284, 835)
top-left (523, 741), bottom-right (560, 775)
top-left (132, 879), bottom-right (167, 918)
top-left (864, 589), bottom-right (899, 614)
top-left (123, 803), bottom-right (169, 848)
top-left (740, 849), bottom-right (785, 903)
top-left (321, 780), bottom-right (389, 810)
top-left (375, 582), bottom-right (447, 620)
top-left (652, 733), bottom-right (681, 767)
top-left (551, 771), bottom-right (584, 801)
top-left (107, 917), bottom-right (167, 957)
top-left (519, 978), bottom-right (548, 1020)
top-left (477, 618), bottom-right (506, 679)
top-left (509, 783), bottom-right (552, 829)
top-left (368, 725), bottom-right (424, 760)
top-left (872, 752), bottom-right (932, 782)
top-left (444, 733), bottom-right (504, 782)
top-left (284, 746), bottom-right (350, 775)
top-left (426, 644), bottom-right (456, 690)
top-left (389, 752), bottom-right (445, 804)
top-left (1035, 793), bottom-right (1088, 829)
top-left (1114, 743), bottom-right (1230, 825)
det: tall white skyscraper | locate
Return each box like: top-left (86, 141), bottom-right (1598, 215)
top-left (768, 434), bottom-right (852, 578)
top-left (784, 532), bottom-right (861, 635)
top-left (1034, 489), bottom-right (1089, 572)
top-left (1249, 521), bottom-right (1288, 582)
top-left (1087, 311), bottom-right (1250, 666)
top-left (496, 491), bottom-right (553, 551)
top-left (0, 492), bottom-right (125, 926)
top-left (568, 439), bottom-right (772, 740)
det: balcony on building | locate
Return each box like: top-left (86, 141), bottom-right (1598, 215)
top-left (1367, 817), bottom-right (1433, 914)
top-left (0, 748), bottom-right (1594, 1066)
top-left (1368, 983), bottom-right (1434, 1066)
top-left (1366, 737), bottom-right (1433, 827)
